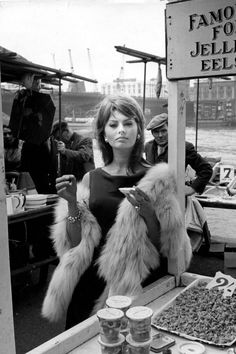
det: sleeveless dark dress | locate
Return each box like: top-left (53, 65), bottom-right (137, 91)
top-left (65, 167), bottom-right (167, 329)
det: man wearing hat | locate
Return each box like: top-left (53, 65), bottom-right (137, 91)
top-left (145, 113), bottom-right (212, 196)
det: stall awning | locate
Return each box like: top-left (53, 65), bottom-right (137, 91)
top-left (0, 46), bottom-right (97, 85)
top-left (115, 46), bottom-right (166, 65)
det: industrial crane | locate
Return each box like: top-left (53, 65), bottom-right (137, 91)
top-left (68, 48), bottom-right (74, 73)
top-left (51, 53), bottom-right (56, 68)
top-left (67, 48), bottom-right (85, 93)
top-left (87, 48), bottom-right (98, 92)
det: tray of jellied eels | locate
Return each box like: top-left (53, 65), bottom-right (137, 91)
top-left (96, 295), bottom-right (153, 353)
top-left (152, 275), bottom-right (236, 347)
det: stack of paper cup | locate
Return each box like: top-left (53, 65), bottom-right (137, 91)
top-left (106, 296), bottom-right (132, 336)
top-left (97, 308), bottom-right (125, 353)
top-left (126, 306), bottom-right (153, 353)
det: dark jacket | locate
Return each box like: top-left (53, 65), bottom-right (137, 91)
top-left (57, 132), bottom-right (95, 181)
top-left (144, 139), bottom-right (212, 194)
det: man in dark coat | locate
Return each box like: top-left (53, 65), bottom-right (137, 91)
top-left (144, 113), bottom-right (213, 253)
top-left (51, 121), bottom-right (95, 181)
top-left (144, 113), bottom-right (213, 196)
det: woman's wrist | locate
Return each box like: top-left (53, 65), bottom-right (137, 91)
top-left (68, 200), bottom-right (80, 217)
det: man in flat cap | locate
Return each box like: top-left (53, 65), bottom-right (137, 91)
top-left (145, 113), bottom-right (213, 253)
top-left (145, 113), bottom-right (212, 196)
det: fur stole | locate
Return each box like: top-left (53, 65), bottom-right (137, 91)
top-left (42, 163), bottom-right (192, 322)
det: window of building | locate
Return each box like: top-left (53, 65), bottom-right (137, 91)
top-left (226, 86), bottom-right (232, 99)
top-left (218, 86), bottom-right (224, 99)
top-left (211, 88), bottom-right (217, 99)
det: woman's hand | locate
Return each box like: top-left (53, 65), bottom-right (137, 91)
top-left (126, 187), bottom-right (161, 250)
top-left (126, 187), bottom-right (155, 220)
top-left (56, 175), bottom-right (77, 204)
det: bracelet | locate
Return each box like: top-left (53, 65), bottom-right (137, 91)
top-left (67, 210), bottom-right (82, 224)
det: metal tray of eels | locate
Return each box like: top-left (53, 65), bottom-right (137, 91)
top-left (152, 278), bottom-right (236, 347)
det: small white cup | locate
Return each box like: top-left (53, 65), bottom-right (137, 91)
top-left (6, 195), bottom-right (13, 215)
top-left (10, 193), bottom-right (26, 213)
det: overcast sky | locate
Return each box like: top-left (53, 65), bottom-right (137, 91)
top-left (0, 0), bottom-right (167, 89)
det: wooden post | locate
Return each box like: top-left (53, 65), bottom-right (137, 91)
top-left (167, 80), bottom-right (187, 280)
top-left (0, 66), bottom-right (16, 353)
top-left (168, 80), bottom-right (186, 213)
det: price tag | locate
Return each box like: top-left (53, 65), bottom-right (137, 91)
top-left (206, 271), bottom-right (236, 298)
top-left (220, 165), bottom-right (234, 184)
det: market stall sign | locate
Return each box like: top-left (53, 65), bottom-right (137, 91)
top-left (206, 271), bottom-right (236, 297)
top-left (166, 0), bottom-right (236, 80)
top-left (219, 165), bottom-right (235, 184)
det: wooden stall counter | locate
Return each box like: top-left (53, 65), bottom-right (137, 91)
top-left (27, 272), bottom-right (233, 354)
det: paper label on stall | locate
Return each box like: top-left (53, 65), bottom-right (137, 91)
top-left (206, 271), bottom-right (236, 298)
top-left (220, 165), bottom-right (234, 184)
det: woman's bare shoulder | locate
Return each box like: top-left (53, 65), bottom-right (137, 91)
top-left (81, 172), bottom-right (90, 189)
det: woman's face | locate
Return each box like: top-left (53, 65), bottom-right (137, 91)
top-left (104, 111), bottom-right (138, 151)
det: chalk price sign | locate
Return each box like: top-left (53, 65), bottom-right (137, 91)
top-left (220, 165), bottom-right (235, 184)
top-left (206, 271), bottom-right (236, 297)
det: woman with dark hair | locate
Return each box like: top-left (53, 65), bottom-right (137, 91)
top-left (42, 94), bottom-right (192, 329)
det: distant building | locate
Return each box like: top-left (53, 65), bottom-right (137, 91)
top-left (189, 78), bottom-right (235, 102)
top-left (68, 81), bottom-right (86, 93)
top-left (188, 78), bottom-right (236, 124)
top-left (101, 77), bottom-right (169, 99)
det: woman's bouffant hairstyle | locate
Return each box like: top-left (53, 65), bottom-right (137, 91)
top-left (94, 94), bottom-right (145, 171)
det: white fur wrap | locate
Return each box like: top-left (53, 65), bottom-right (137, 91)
top-left (42, 163), bottom-right (192, 322)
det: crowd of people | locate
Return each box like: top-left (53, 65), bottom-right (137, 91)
top-left (3, 120), bottom-right (95, 194)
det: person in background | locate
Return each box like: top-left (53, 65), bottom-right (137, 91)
top-left (51, 121), bottom-right (95, 181)
top-left (144, 113), bottom-right (213, 195)
top-left (144, 113), bottom-right (213, 253)
top-left (3, 124), bottom-right (22, 173)
top-left (42, 94), bottom-right (192, 329)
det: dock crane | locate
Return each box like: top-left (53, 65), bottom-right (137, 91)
top-left (87, 48), bottom-right (98, 92)
top-left (67, 48), bottom-right (85, 93)
top-left (68, 48), bottom-right (74, 73)
top-left (51, 53), bottom-right (56, 68)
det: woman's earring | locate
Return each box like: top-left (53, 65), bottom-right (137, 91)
top-left (137, 134), bottom-right (140, 140)
top-left (104, 137), bottom-right (108, 142)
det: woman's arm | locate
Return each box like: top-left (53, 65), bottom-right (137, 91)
top-left (55, 173), bottom-right (90, 248)
top-left (127, 188), bottom-right (162, 251)
top-left (141, 208), bottom-right (162, 251)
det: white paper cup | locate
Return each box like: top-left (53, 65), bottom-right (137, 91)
top-left (98, 334), bottom-right (125, 354)
top-left (97, 308), bottom-right (124, 344)
top-left (126, 306), bottom-right (153, 342)
top-left (106, 296), bottom-right (132, 332)
top-left (126, 334), bottom-right (152, 354)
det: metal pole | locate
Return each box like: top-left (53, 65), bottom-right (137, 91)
top-left (195, 78), bottom-right (199, 151)
top-left (143, 60), bottom-right (147, 114)
top-left (57, 77), bottom-right (62, 177)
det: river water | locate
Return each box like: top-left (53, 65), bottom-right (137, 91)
top-left (146, 126), bottom-right (236, 167)
top-left (76, 125), bottom-right (236, 243)
top-left (184, 126), bottom-right (236, 243)
top-left (185, 126), bottom-right (236, 167)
